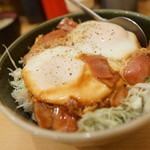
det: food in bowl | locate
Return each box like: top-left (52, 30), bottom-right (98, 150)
top-left (9, 18), bottom-right (150, 132)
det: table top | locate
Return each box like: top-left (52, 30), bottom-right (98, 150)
top-left (1, 1), bottom-right (150, 149)
top-left (1, 112), bottom-right (150, 150)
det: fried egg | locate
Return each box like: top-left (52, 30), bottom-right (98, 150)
top-left (22, 21), bottom-right (140, 106)
top-left (22, 46), bottom-right (111, 105)
top-left (66, 21), bottom-right (140, 60)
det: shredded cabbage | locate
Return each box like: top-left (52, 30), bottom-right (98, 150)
top-left (9, 67), bottom-right (150, 132)
top-left (5, 32), bottom-right (150, 132)
top-left (78, 83), bottom-right (150, 132)
top-left (9, 68), bottom-right (33, 113)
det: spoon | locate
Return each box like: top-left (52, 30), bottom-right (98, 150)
top-left (68, 0), bottom-right (147, 47)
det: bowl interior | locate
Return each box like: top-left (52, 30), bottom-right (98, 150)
top-left (0, 9), bottom-right (150, 145)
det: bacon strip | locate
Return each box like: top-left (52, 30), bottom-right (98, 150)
top-left (100, 86), bottom-right (128, 107)
top-left (81, 55), bottom-right (119, 87)
top-left (34, 102), bottom-right (53, 129)
top-left (109, 86), bottom-right (128, 107)
top-left (43, 18), bottom-right (78, 44)
top-left (23, 18), bottom-right (78, 62)
top-left (57, 18), bottom-right (78, 32)
top-left (81, 55), bottom-right (112, 78)
top-left (34, 102), bottom-right (77, 132)
top-left (123, 54), bottom-right (150, 85)
top-left (42, 29), bottom-right (67, 44)
top-left (100, 74), bottom-right (120, 88)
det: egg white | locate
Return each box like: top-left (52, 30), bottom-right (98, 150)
top-left (22, 46), bottom-right (111, 105)
top-left (22, 20), bottom-right (140, 106)
top-left (66, 21), bottom-right (140, 60)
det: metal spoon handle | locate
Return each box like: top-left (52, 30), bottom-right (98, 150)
top-left (68, 0), bottom-right (106, 21)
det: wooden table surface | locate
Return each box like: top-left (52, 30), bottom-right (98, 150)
top-left (1, 1), bottom-right (150, 149)
top-left (1, 112), bottom-right (150, 150)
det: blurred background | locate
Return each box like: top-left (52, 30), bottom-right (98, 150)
top-left (0, 0), bottom-right (150, 54)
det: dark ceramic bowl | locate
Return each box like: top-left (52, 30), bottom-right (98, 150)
top-left (0, 12), bottom-right (20, 53)
top-left (0, 10), bottom-right (150, 147)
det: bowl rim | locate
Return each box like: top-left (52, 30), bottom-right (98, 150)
top-left (0, 9), bottom-right (150, 145)
top-left (1, 101), bottom-right (150, 145)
